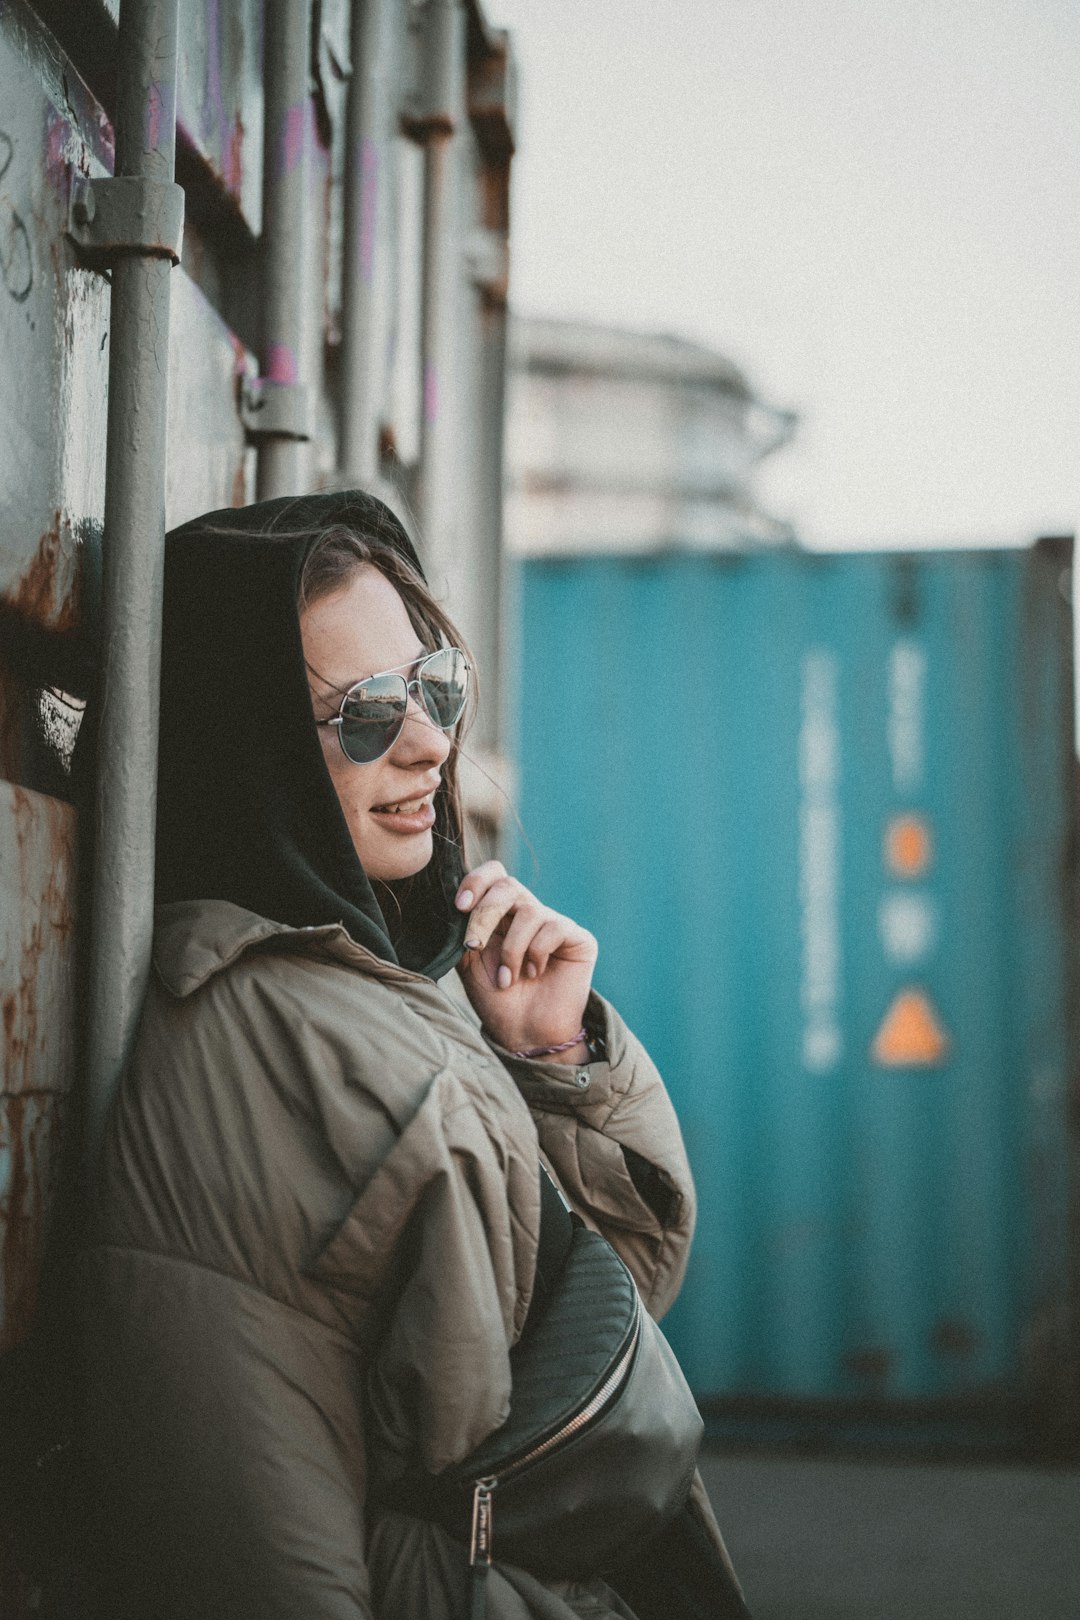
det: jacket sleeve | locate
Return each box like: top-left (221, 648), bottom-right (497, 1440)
top-left (307, 1063), bottom-right (541, 1476)
top-left (486, 991), bottom-right (696, 1319)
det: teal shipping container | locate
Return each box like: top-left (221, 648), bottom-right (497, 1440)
top-left (513, 542), bottom-right (1077, 1426)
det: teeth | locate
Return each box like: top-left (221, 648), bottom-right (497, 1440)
top-left (377, 797), bottom-right (426, 814)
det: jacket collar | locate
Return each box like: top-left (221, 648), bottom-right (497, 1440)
top-left (152, 898), bottom-right (426, 999)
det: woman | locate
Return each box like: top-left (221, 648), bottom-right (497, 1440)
top-left (80, 490), bottom-right (749, 1619)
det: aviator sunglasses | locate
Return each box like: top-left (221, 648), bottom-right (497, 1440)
top-left (314, 646), bottom-right (470, 765)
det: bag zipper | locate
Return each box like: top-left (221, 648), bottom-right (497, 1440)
top-left (467, 1298), bottom-right (643, 1571)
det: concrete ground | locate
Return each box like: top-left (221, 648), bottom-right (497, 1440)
top-left (700, 1449), bottom-right (1080, 1620)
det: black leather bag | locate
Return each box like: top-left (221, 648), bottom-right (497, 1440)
top-left (397, 1169), bottom-right (704, 1612)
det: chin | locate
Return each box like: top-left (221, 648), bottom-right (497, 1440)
top-left (361, 833), bottom-right (434, 883)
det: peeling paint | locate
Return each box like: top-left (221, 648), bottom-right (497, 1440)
top-left (177, 0), bottom-right (259, 221)
top-left (0, 515), bottom-right (81, 635)
top-left (0, 783), bottom-right (77, 1353)
top-left (0, 1091), bottom-right (65, 1352)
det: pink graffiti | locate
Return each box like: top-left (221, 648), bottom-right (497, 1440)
top-left (360, 139), bottom-right (378, 286)
top-left (224, 113), bottom-right (244, 194)
top-left (423, 363), bottom-right (439, 426)
top-left (267, 343), bottom-right (298, 384)
top-left (45, 112), bottom-right (73, 182)
top-left (279, 103), bottom-right (307, 177)
top-left (145, 83), bottom-right (163, 151)
top-left (204, 0), bottom-right (224, 134)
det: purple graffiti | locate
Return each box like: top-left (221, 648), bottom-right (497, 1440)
top-left (423, 363), bottom-right (439, 426)
top-left (279, 102), bottom-right (307, 178)
top-left (360, 139), bottom-right (378, 286)
top-left (44, 112), bottom-right (72, 182)
top-left (145, 86), bottom-right (162, 150)
top-left (144, 80), bottom-right (176, 153)
top-left (224, 114), bottom-right (245, 193)
top-left (204, 0), bottom-right (224, 139)
top-left (267, 343), bottom-right (298, 385)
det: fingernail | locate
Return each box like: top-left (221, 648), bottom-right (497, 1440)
top-left (465, 937), bottom-right (480, 950)
top-left (524, 962), bottom-right (538, 979)
top-left (456, 889), bottom-right (474, 910)
top-left (497, 964), bottom-right (512, 990)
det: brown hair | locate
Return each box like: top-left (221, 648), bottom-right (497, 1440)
top-left (297, 522), bottom-right (475, 882)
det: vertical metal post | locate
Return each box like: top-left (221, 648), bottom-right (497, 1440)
top-left (83, 0), bottom-right (181, 1180)
top-left (340, 0), bottom-right (401, 483)
top-left (466, 89), bottom-right (512, 761)
top-left (478, 280), bottom-right (510, 738)
top-left (257, 0), bottom-right (317, 500)
top-left (414, 0), bottom-right (465, 599)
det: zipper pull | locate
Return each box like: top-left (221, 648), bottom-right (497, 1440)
top-left (469, 1477), bottom-right (496, 1568)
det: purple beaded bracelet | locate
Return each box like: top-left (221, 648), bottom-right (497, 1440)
top-left (509, 1027), bottom-right (588, 1060)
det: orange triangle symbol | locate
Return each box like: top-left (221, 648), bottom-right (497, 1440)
top-left (871, 988), bottom-right (950, 1068)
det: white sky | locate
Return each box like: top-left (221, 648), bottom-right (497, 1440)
top-left (488, 0), bottom-right (1079, 550)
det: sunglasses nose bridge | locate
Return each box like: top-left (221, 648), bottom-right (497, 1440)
top-left (403, 675), bottom-right (432, 722)
top-left (398, 676), bottom-right (449, 745)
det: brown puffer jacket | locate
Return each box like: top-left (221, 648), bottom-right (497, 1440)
top-left (81, 898), bottom-right (733, 1619)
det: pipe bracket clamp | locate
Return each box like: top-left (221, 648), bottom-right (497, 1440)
top-left (68, 174), bottom-right (185, 266)
top-left (466, 228), bottom-right (508, 296)
top-left (239, 376), bottom-right (315, 442)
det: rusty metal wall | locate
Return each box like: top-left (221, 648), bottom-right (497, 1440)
top-left (0, 0), bottom-right (515, 1606)
top-left (0, 2), bottom-right (109, 1381)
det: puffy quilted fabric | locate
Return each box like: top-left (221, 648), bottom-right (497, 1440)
top-left (458, 1225), bottom-right (639, 1477)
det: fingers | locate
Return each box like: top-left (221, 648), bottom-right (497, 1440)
top-left (500, 913), bottom-right (595, 985)
top-left (455, 863), bottom-right (597, 988)
top-left (460, 874), bottom-right (532, 955)
top-left (455, 860), bottom-right (507, 937)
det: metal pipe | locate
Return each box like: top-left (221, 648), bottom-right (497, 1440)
top-left (414, 0), bottom-right (465, 601)
top-left (340, 0), bottom-right (401, 483)
top-left (478, 288), bottom-right (510, 746)
top-left (257, 0), bottom-right (317, 500)
top-left (83, 0), bottom-right (181, 1181)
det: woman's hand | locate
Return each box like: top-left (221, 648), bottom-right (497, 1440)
top-left (454, 862), bottom-right (598, 1059)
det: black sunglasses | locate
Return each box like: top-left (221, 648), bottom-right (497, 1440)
top-left (315, 646), bottom-right (470, 765)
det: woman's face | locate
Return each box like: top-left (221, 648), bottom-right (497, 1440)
top-left (302, 563), bottom-right (452, 882)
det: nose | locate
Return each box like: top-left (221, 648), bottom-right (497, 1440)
top-left (389, 689), bottom-right (452, 766)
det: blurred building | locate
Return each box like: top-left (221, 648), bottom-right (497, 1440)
top-left (505, 316), bottom-right (797, 557)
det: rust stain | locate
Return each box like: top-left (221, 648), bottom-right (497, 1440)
top-left (0, 1090), bottom-right (64, 1351)
top-left (0, 669), bottom-right (28, 783)
top-left (1, 787), bottom-right (76, 1352)
top-left (1, 512), bottom-right (81, 633)
top-left (931, 1317), bottom-right (979, 1359)
top-left (479, 157), bottom-right (511, 235)
top-left (843, 1345), bottom-right (893, 1383)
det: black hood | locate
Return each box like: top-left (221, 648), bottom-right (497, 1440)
top-left (155, 490), bottom-right (468, 981)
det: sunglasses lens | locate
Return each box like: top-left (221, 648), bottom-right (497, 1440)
top-left (419, 648), bottom-right (469, 729)
top-left (338, 673), bottom-right (407, 764)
